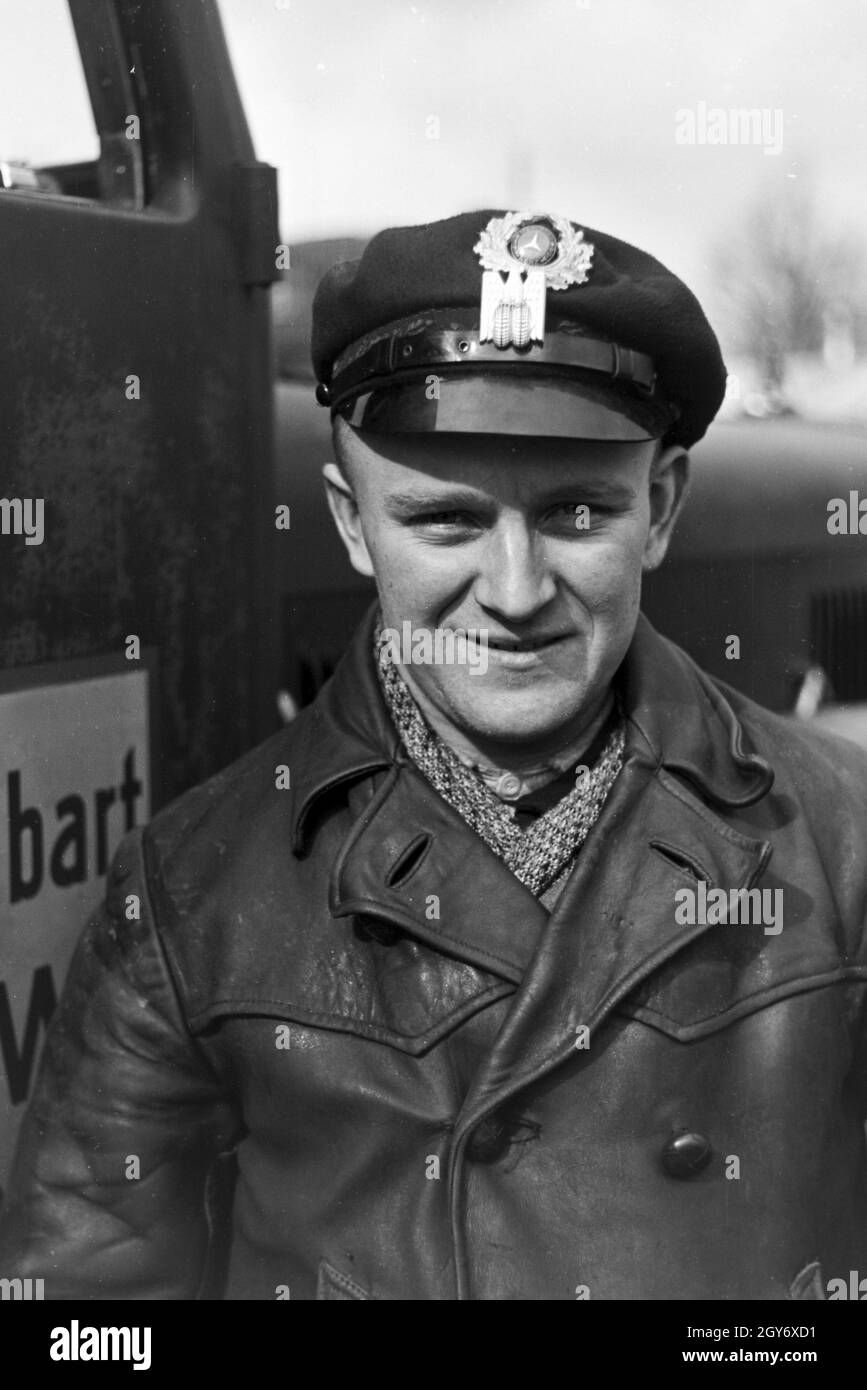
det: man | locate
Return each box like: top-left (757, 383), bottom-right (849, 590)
top-left (2, 209), bottom-right (866, 1301)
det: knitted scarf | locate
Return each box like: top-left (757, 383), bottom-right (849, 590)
top-left (375, 629), bottom-right (625, 896)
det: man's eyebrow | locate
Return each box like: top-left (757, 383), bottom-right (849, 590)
top-left (384, 479), bottom-right (638, 513)
top-left (534, 479), bottom-right (638, 505)
top-left (384, 487), bottom-right (490, 513)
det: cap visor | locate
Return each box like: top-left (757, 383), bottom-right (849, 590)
top-left (336, 372), bottom-right (670, 440)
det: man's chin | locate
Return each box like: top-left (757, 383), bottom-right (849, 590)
top-left (433, 685), bottom-right (596, 749)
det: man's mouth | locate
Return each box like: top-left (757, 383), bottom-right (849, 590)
top-left (483, 633), bottom-right (569, 652)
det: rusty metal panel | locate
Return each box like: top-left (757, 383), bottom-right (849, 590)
top-left (0, 0), bottom-right (279, 803)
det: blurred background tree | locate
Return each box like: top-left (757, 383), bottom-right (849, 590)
top-left (711, 179), bottom-right (867, 409)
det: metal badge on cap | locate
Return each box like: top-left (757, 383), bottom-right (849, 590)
top-left (474, 212), bottom-right (594, 349)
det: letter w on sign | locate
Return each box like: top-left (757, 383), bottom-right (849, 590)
top-left (0, 965), bottom-right (57, 1104)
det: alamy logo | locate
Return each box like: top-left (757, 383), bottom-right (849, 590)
top-left (50, 1320), bottom-right (151, 1371)
top-left (827, 491), bottom-right (867, 535)
top-left (0, 498), bottom-right (44, 545)
top-left (380, 622), bottom-right (489, 674)
top-left (0, 1276), bottom-right (44, 1299)
top-left (827, 1271), bottom-right (867, 1299)
top-left (674, 881), bottom-right (783, 935)
top-left (674, 102), bottom-right (783, 155)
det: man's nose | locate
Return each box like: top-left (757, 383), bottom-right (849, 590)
top-left (473, 522), bottom-right (557, 622)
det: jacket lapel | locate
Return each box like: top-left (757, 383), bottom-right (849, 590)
top-left (450, 756), bottom-right (772, 1134)
top-left (330, 759), bottom-right (549, 985)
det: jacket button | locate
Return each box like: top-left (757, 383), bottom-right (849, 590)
top-left (661, 1130), bottom-right (713, 1179)
top-left (466, 1113), bottom-right (511, 1164)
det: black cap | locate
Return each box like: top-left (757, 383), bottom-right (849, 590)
top-left (312, 209), bottom-right (727, 448)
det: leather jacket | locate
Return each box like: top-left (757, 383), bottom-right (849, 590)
top-left (2, 607), bottom-right (866, 1300)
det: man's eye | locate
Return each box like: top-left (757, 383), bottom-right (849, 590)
top-left (547, 503), bottom-right (605, 529)
top-left (412, 511), bottom-right (476, 529)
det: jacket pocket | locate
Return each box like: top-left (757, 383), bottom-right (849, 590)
top-left (614, 959), bottom-right (864, 1043)
top-left (316, 1260), bottom-right (374, 1300)
top-left (188, 922), bottom-right (514, 1056)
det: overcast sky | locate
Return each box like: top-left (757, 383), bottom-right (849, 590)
top-left (218, 0), bottom-right (867, 311)
top-left (2, 0), bottom-right (864, 320)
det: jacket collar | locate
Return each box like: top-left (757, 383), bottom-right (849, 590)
top-left (621, 611), bottom-right (774, 807)
top-left (290, 602), bottom-right (774, 853)
top-left (289, 604), bottom-right (398, 855)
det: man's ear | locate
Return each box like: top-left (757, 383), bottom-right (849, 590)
top-left (642, 445), bottom-right (690, 573)
top-left (322, 461), bottom-right (375, 578)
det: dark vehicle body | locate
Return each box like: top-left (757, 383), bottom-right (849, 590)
top-left (644, 419), bottom-right (867, 719)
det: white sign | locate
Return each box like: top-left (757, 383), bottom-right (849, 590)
top-left (0, 658), bottom-right (152, 1194)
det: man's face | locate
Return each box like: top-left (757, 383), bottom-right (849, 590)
top-left (325, 422), bottom-right (687, 755)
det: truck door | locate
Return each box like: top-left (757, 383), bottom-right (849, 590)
top-left (0, 0), bottom-right (279, 1196)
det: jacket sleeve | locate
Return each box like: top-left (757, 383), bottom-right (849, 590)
top-left (0, 828), bottom-right (243, 1300)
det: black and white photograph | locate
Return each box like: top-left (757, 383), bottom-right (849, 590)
top-left (1, 0), bottom-right (867, 1350)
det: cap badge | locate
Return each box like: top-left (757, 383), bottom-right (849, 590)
top-left (474, 212), bottom-right (594, 349)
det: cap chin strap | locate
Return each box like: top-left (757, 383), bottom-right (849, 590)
top-left (320, 321), bottom-right (658, 409)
